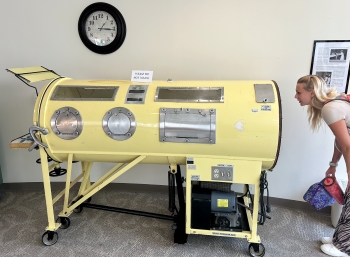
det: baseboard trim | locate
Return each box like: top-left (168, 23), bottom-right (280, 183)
top-left (0, 182), bottom-right (331, 215)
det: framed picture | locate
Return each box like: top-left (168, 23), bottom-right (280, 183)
top-left (310, 40), bottom-right (350, 93)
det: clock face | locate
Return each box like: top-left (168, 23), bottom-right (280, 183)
top-left (78, 3), bottom-right (126, 54)
top-left (85, 11), bottom-right (117, 46)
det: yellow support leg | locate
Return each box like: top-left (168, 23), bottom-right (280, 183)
top-left (62, 153), bottom-right (73, 216)
top-left (39, 147), bottom-right (60, 231)
top-left (248, 183), bottom-right (261, 243)
top-left (77, 162), bottom-right (93, 197)
top-left (81, 162), bottom-right (124, 197)
top-left (52, 173), bottom-right (84, 204)
top-left (66, 156), bottom-right (146, 213)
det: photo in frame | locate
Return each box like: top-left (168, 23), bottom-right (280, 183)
top-left (310, 40), bottom-right (350, 93)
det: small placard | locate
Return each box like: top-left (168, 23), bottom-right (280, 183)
top-left (131, 70), bottom-right (153, 82)
top-left (217, 199), bottom-right (229, 208)
top-left (188, 164), bottom-right (197, 170)
top-left (191, 175), bottom-right (200, 181)
top-left (261, 105), bottom-right (271, 111)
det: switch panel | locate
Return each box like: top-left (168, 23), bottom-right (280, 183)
top-left (211, 165), bottom-right (234, 181)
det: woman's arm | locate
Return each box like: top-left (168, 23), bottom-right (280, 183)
top-left (325, 139), bottom-right (343, 177)
top-left (328, 119), bottom-right (350, 190)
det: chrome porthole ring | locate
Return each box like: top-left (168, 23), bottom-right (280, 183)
top-left (50, 107), bottom-right (83, 140)
top-left (102, 107), bottom-right (136, 141)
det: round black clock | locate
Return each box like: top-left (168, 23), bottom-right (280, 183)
top-left (78, 2), bottom-right (126, 54)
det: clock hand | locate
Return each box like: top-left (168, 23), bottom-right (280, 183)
top-left (99, 28), bottom-right (116, 31)
top-left (98, 22), bottom-right (106, 31)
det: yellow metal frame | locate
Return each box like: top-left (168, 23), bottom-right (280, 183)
top-left (185, 157), bottom-right (263, 243)
top-left (39, 146), bottom-right (265, 245)
top-left (39, 146), bottom-right (146, 232)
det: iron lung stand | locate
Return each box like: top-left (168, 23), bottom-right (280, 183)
top-left (38, 145), bottom-right (266, 255)
top-left (38, 148), bottom-right (190, 245)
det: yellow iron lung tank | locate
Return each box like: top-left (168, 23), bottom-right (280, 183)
top-left (33, 77), bottom-right (281, 170)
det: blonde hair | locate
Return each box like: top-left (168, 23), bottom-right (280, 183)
top-left (297, 75), bottom-right (339, 131)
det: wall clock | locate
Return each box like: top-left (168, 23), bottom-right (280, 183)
top-left (78, 2), bottom-right (126, 54)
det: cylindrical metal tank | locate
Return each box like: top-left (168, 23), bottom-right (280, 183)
top-left (34, 78), bottom-right (282, 170)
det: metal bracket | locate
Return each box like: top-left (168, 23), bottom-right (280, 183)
top-left (170, 164), bottom-right (177, 174)
top-left (28, 126), bottom-right (48, 152)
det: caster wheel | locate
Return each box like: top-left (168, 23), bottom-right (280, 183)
top-left (172, 224), bottom-right (177, 230)
top-left (73, 205), bottom-right (83, 213)
top-left (42, 231), bottom-right (58, 246)
top-left (248, 243), bottom-right (265, 257)
top-left (56, 217), bottom-right (71, 229)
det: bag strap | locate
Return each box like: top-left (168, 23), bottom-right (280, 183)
top-left (323, 95), bottom-right (350, 130)
top-left (323, 95), bottom-right (350, 106)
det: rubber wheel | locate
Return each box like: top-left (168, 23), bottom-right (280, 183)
top-left (248, 243), bottom-right (265, 257)
top-left (56, 217), bottom-right (71, 229)
top-left (73, 205), bottom-right (83, 213)
top-left (42, 231), bottom-right (58, 246)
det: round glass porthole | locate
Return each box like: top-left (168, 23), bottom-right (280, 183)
top-left (102, 107), bottom-right (136, 140)
top-left (50, 107), bottom-right (83, 140)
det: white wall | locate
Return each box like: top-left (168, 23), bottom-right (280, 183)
top-left (1, 0), bottom-right (350, 201)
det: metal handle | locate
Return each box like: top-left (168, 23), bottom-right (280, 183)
top-left (28, 126), bottom-right (48, 152)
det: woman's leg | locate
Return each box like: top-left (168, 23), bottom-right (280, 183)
top-left (333, 188), bottom-right (350, 254)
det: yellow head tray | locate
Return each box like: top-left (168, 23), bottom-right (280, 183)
top-left (6, 66), bottom-right (60, 83)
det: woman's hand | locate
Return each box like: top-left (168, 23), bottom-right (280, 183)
top-left (326, 166), bottom-right (336, 177)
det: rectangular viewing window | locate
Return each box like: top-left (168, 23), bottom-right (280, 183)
top-left (155, 87), bottom-right (224, 102)
top-left (51, 86), bottom-right (119, 101)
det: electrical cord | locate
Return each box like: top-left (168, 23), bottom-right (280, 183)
top-left (168, 170), bottom-right (179, 215)
top-left (238, 184), bottom-right (254, 207)
top-left (11, 133), bottom-right (31, 142)
top-left (238, 184), bottom-right (250, 198)
top-left (258, 171), bottom-right (271, 225)
top-left (237, 174), bottom-right (271, 225)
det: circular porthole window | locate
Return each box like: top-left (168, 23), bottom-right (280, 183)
top-left (102, 107), bottom-right (136, 140)
top-left (50, 107), bottom-right (83, 140)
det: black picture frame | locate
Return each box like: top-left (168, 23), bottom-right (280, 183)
top-left (310, 40), bottom-right (350, 93)
top-left (78, 2), bottom-right (127, 55)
